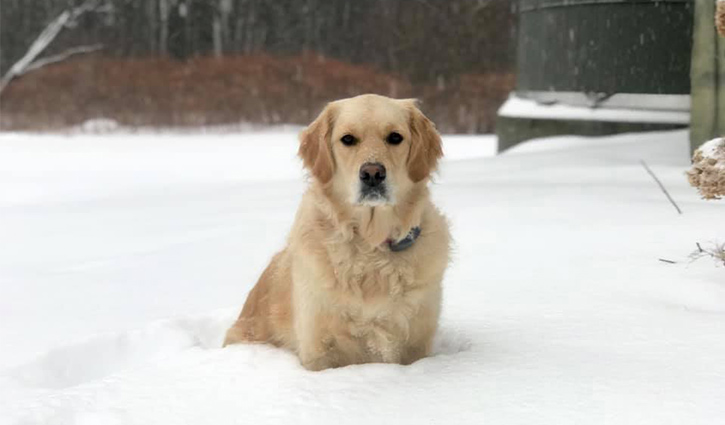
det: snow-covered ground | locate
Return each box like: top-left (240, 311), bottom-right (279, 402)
top-left (0, 129), bottom-right (723, 425)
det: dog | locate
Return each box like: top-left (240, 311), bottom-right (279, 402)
top-left (223, 94), bottom-right (450, 371)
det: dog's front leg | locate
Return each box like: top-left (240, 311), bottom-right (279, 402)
top-left (295, 308), bottom-right (341, 371)
top-left (291, 259), bottom-right (341, 371)
top-left (401, 283), bottom-right (442, 365)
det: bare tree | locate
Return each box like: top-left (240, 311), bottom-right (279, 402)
top-left (212, 0), bottom-right (233, 57)
top-left (159, 0), bottom-right (170, 56)
top-left (0, 0), bottom-right (108, 95)
top-left (148, 0), bottom-right (159, 54)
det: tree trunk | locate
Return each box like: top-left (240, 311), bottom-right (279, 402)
top-left (159, 0), bottom-right (169, 56)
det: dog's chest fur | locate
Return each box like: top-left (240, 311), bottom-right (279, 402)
top-left (328, 236), bottom-right (415, 298)
top-left (319, 234), bottom-right (428, 361)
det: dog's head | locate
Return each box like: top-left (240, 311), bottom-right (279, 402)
top-left (299, 94), bottom-right (442, 206)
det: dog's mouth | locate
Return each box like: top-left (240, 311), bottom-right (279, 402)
top-left (356, 185), bottom-right (390, 206)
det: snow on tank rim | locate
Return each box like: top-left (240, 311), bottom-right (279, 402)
top-left (498, 95), bottom-right (690, 124)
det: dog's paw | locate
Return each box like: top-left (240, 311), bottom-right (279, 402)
top-left (300, 356), bottom-right (337, 372)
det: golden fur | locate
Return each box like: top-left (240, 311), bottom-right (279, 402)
top-left (224, 94), bottom-right (450, 371)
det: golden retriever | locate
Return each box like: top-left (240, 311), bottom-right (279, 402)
top-left (223, 94), bottom-right (450, 371)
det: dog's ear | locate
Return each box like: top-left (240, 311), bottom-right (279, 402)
top-left (299, 104), bottom-right (335, 184)
top-left (405, 100), bottom-right (443, 182)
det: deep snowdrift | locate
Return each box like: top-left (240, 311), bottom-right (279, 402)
top-left (0, 130), bottom-right (723, 425)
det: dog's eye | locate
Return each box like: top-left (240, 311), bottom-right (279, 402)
top-left (386, 132), bottom-right (403, 145)
top-left (340, 134), bottom-right (357, 146)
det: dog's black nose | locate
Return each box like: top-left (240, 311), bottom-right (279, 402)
top-left (359, 163), bottom-right (386, 187)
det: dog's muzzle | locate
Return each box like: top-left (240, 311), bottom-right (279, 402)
top-left (358, 162), bottom-right (388, 204)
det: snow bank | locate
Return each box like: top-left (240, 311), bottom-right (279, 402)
top-left (1, 129), bottom-right (723, 425)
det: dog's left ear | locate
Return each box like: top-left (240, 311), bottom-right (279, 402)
top-left (404, 100), bottom-right (443, 182)
top-left (299, 104), bottom-right (336, 184)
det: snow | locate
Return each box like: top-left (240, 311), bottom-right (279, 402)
top-left (1, 129), bottom-right (724, 424)
top-left (698, 137), bottom-right (725, 161)
top-left (515, 92), bottom-right (689, 111)
top-left (498, 95), bottom-right (690, 124)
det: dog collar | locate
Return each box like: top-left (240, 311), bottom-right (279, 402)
top-left (388, 227), bottom-right (422, 252)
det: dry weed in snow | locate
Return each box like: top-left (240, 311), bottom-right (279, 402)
top-left (687, 137), bottom-right (725, 200)
top-left (690, 242), bottom-right (725, 267)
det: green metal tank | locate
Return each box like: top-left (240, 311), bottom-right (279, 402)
top-left (497, 0), bottom-right (694, 152)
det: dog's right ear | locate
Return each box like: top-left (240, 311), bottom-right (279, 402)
top-left (299, 104), bottom-right (335, 184)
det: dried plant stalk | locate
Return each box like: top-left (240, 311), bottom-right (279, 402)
top-left (687, 138), bottom-right (725, 200)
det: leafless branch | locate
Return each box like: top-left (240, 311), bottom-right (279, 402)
top-left (640, 160), bottom-right (682, 215)
top-left (25, 44), bottom-right (103, 73)
top-left (0, 0), bottom-right (103, 96)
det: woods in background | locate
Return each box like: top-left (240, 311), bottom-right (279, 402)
top-left (0, 0), bottom-right (515, 132)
